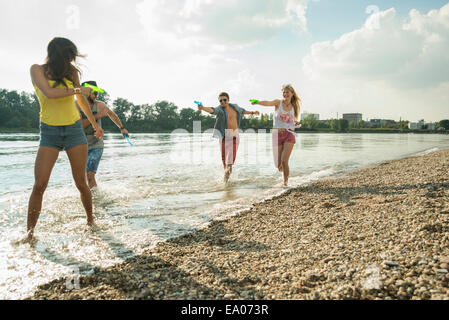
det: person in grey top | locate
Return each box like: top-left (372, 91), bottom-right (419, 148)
top-left (77, 81), bottom-right (129, 190)
top-left (198, 92), bottom-right (259, 183)
top-left (251, 84), bottom-right (301, 186)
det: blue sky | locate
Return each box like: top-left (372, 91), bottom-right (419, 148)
top-left (0, 0), bottom-right (448, 122)
top-left (260, 0), bottom-right (449, 58)
top-left (308, 0), bottom-right (449, 39)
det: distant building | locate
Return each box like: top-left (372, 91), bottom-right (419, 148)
top-left (343, 113), bottom-right (363, 123)
top-left (301, 112), bottom-right (320, 121)
top-left (409, 119), bottom-right (425, 130)
top-left (409, 120), bottom-right (436, 130)
top-left (369, 119), bottom-right (396, 128)
top-left (426, 122), bottom-right (437, 130)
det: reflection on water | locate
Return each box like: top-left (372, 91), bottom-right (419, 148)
top-left (224, 184), bottom-right (238, 201)
top-left (300, 134), bottom-right (320, 149)
top-left (0, 132), bottom-right (449, 299)
top-left (0, 134), bottom-right (40, 142)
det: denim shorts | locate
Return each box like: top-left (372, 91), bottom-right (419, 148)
top-left (40, 120), bottom-right (88, 151)
top-left (86, 148), bottom-right (104, 173)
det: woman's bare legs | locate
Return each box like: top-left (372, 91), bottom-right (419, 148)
top-left (273, 131), bottom-right (284, 172)
top-left (86, 171), bottom-right (98, 189)
top-left (27, 146), bottom-right (60, 241)
top-left (66, 144), bottom-right (95, 226)
top-left (280, 143), bottom-right (295, 186)
top-left (276, 145), bottom-right (284, 172)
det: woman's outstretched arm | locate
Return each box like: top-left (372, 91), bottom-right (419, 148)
top-left (251, 99), bottom-right (280, 107)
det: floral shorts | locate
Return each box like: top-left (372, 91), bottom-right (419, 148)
top-left (272, 130), bottom-right (296, 147)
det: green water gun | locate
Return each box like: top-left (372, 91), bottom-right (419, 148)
top-left (249, 99), bottom-right (259, 104)
top-left (82, 83), bottom-right (105, 94)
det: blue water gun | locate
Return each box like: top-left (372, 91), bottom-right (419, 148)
top-left (194, 101), bottom-right (203, 107)
top-left (123, 133), bottom-right (134, 146)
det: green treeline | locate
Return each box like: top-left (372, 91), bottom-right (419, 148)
top-left (0, 89), bottom-right (40, 130)
top-left (0, 88), bottom-right (273, 133)
top-left (103, 96), bottom-right (273, 133)
top-left (299, 114), bottom-right (449, 132)
top-left (1, 88), bottom-right (448, 133)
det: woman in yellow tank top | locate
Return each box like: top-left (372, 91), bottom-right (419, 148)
top-left (26, 37), bottom-right (104, 242)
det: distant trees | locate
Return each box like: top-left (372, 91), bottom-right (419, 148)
top-left (241, 113), bottom-right (273, 130)
top-left (2, 87), bottom-right (447, 134)
top-left (301, 114), bottom-right (320, 130)
top-left (0, 88), bottom-right (273, 133)
top-left (338, 119), bottom-right (349, 132)
top-left (327, 118), bottom-right (349, 132)
top-left (98, 99), bottom-right (210, 133)
top-left (0, 89), bottom-right (40, 130)
top-left (349, 120), bottom-right (366, 129)
top-left (179, 108), bottom-right (202, 132)
top-left (438, 120), bottom-right (449, 130)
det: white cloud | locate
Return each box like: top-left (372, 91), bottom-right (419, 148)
top-left (129, 0), bottom-right (310, 108)
top-left (6, 0), bottom-right (445, 122)
top-left (303, 3), bottom-right (449, 88)
top-left (2, 0), bottom-right (301, 110)
top-left (136, 0), bottom-right (309, 49)
top-left (301, 3), bottom-right (449, 121)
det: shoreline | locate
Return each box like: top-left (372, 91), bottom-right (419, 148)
top-left (1, 129), bottom-right (447, 135)
top-left (29, 148), bottom-right (449, 300)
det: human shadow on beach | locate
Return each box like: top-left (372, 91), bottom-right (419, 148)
top-left (34, 245), bottom-right (97, 274)
top-left (31, 252), bottom-right (226, 300)
top-left (169, 220), bottom-right (273, 253)
top-left (31, 234), bottom-right (223, 299)
top-left (295, 181), bottom-right (449, 205)
top-left (31, 216), bottom-right (271, 300)
top-left (33, 228), bottom-right (137, 276)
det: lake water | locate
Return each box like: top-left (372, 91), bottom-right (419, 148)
top-left (1, 132), bottom-right (449, 299)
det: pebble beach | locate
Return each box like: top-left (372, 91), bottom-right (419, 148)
top-left (29, 148), bottom-right (449, 300)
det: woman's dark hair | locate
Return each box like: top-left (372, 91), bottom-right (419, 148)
top-left (43, 37), bottom-right (85, 88)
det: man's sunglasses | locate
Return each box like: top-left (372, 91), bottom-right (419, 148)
top-left (82, 92), bottom-right (99, 98)
top-left (219, 99), bottom-right (228, 103)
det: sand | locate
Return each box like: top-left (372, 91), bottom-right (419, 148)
top-left (29, 149), bottom-right (449, 300)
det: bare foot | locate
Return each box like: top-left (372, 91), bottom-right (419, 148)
top-left (91, 186), bottom-right (99, 197)
top-left (283, 180), bottom-right (288, 187)
top-left (87, 218), bottom-right (98, 229)
top-left (19, 231), bottom-right (37, 245)
top-left (88, 223), bottom-right (100, 232)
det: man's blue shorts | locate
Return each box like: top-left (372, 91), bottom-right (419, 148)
top-left (86, 148), bottom-right (104, 173)
top-left (39, 120), bottom-right (87, 151)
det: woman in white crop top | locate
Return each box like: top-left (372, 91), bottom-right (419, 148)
top-left (251, 84), bottom-right (301, 186)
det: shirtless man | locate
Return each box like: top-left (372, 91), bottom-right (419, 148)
top-left (197, 92), bottom-right (259, 183)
